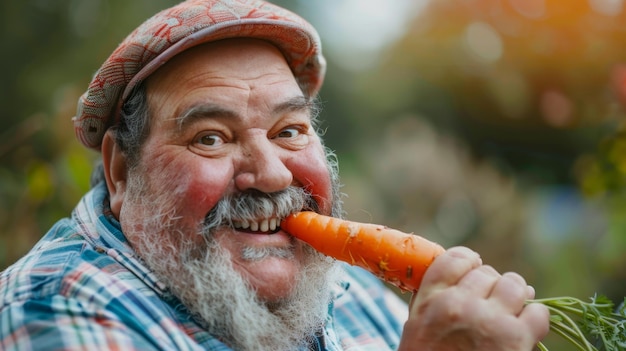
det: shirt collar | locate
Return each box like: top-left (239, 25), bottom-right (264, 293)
top-left (72, 182), bottom-right (169, 294)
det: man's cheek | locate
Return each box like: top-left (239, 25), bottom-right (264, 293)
top-left (170, 162), bottom-right (234, 217)
top-left (286, 158), bottom-right (333, 213)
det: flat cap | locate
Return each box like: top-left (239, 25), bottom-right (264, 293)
top-left (73, 0), bottom-right (325, 150)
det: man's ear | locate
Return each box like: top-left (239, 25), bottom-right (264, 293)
top-left (101, 130), bottom-right (127, 218)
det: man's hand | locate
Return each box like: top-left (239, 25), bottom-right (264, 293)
top-left (398, 247), bottom-right (550, 351)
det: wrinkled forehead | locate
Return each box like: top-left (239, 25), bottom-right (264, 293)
top-left (143, 39), bottom-right (308, 124)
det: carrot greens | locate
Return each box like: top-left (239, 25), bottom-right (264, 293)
top-left (531, 295), bottom-right (625, 351)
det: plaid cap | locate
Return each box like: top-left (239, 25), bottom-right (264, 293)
top-left (73, 0), bottom-right (326, 150)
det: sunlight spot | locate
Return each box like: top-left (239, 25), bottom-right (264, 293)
top-left (464, 22), bottom-right (503, 64)
top-left (589, 0), bottom-right (624, 16)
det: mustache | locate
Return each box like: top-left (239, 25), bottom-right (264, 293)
top-left (203, 186), bottom-right (319, 233)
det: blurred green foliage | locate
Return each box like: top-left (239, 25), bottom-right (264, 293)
top-left (1, 1), bottom-right (624, 335)
top-left (0, 0), bottom-right (179, 267)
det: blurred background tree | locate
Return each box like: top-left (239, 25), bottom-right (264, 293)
top-left (0, 0), bottom-right (176, 268)
top-left (1, 2), bottom-right (625, 346)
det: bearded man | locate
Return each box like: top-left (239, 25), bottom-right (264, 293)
top-left (0, 1), bottom-right (549, 350)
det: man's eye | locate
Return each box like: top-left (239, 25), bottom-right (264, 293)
top-left (197, 134), bottom-right (224, 146)
top-left (276, 128), bottom-right (300, 138)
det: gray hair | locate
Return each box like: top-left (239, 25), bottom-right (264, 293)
top-left (90, 84), bottom-right (151, 187)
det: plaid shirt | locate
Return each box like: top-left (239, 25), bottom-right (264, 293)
top-left (0, 183), bottom-right (407, 350)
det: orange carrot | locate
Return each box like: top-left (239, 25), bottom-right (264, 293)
top-left (282, 213), bottom-right (626, 351)
top-left (281, 211), bottom-right (446, 292)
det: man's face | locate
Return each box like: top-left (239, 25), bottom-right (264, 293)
top-left (116, 39), bottom-right (335, 302)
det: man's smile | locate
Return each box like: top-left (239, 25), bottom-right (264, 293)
top-left (233, 217), bottom-right (282, 234)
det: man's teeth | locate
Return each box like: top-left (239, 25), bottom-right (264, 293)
top-left (234, 218), bottom-right (279, 232)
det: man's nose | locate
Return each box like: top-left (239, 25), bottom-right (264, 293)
top-left (234, 138), bottom-right (293, 193)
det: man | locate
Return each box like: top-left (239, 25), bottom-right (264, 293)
top-left (0, 1), bottom-right (549, 350)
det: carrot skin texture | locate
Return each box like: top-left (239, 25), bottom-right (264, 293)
top-left (281, 211), bottom-right (446, 292)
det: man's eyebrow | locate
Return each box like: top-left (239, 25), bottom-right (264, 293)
top-left (174, 104), bottom-right (235, 130)
top-left (273, 96), bottom-right (314, 115)
top-left (174, 96), bottom-right (313, 131)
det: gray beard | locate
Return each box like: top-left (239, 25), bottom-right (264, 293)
top-left (123, 179), bottom-right (344, 350)
top-left (122, 144), bottom-right (346, 350)
top-left (134, 231), bottom-right (342, 351)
